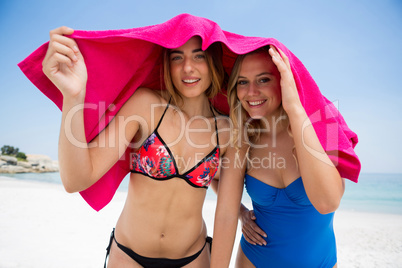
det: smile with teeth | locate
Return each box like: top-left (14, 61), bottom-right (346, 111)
top-left (183, 79), bottom-right (200, 84)
top-left (248, 100), bottom-right (266, 106)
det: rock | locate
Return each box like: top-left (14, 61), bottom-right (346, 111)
top-left (0, 155), bottom-right (18, 165)
top-left (17, 161), bottom-right (32, 169)
top-left (0, 165), bottom-right (30, 173)
top-left (0, 154), bottom-right (59, 173)
top-left (26, 154), bottom-right (59, 172)
top-left (26, 154), bottom-right (52, 164)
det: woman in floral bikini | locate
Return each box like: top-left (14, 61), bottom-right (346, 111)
top-left (40, 24), bottom-right (229, 268)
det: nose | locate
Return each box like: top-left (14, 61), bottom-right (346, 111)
top-left (183, 57), bottom-right (194, 73)
top-left (247, 82), bottom-right (259, 96)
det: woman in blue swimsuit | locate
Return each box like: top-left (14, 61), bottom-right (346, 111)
top-left (211, 46), bottom-right (351, 268)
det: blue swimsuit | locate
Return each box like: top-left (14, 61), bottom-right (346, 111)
top-left (241, 174), bottom-right (337, 268)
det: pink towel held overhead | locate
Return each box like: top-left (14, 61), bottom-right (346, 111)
top-left (18, 13), bottom-right (361, 211)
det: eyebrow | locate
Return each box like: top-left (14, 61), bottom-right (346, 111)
top-left (170, 48), bottom-right (203, 54)
top-left (238, 72), bottom-right (273, 78)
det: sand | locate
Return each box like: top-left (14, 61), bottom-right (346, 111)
top-left (0, 176), bottom-right (401, 268)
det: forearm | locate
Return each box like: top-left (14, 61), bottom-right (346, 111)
top-left (238, 203), bottom-right (249, 220)
top-left (211, 206), bottom-right (240, 267)
top-left (58, 96), bottom-right (94, 193)
top-left (288, 106), bottom-right (344, 213)
top-left (211, 175), bottom-right (245, 266)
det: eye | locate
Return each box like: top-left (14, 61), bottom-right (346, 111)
top-left (170, 55), bottom-right (182, 61)
top-left (237, 80), bottom-right (248, 86)
top-left (194, 53), bottom-right (206, 60)
top-left (258, 77), bottom-right (271, 84)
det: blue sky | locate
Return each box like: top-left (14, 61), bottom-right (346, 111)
top-left (1, 0), bottom-right (401, 174)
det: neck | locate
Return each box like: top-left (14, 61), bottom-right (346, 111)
top-left (177, 94), bottom-right (212, 118)
top-left (260, 110), bottom-right (288, 138)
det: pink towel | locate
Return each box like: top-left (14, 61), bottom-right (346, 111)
top-left (18, 13), bottom-right (360, 211)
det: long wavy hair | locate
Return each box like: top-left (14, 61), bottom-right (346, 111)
top-left (162, 37), bottom-right (224, 107)
top-left (227, 47), bottom-right (290, 152)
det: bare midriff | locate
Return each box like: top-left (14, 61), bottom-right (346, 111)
top-left (114, 172), bottom-right (208, 259)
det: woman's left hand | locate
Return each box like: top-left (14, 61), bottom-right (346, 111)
top-left (269, 46), bottom-right (303, 115)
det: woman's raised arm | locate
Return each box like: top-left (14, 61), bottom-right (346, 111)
top-left (270, 46), bottom-right (345, 214)
top-left (42, 27), bottom-right (157, 193)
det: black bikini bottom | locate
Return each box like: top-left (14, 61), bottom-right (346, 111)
top-left (104, 228), bottom-right (212, 268)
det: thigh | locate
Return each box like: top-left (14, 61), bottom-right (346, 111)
top-left (235, 244), bottom-right (255, 268)
top-left (107, 239), bottom-right (142, 268)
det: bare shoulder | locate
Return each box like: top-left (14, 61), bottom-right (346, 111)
top-left (127, 87), bottom-right (166, 107)
top-left (119, 87), bottom-right (167, 117)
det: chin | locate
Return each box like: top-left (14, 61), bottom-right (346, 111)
top-left (248, 113), bottom-right (265, 120)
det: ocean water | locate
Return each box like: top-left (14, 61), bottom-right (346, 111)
top-left (2, 172), bottom-right (402, 215)
top-left (339, 173), bottom-right (402, 215)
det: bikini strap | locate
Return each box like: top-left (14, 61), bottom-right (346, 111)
top-left (104, 228), bottom-right (115, 268)
top-left (209, 102), bottom-right (220, 147)
top-left (154, 98), bottom-right (171, 131)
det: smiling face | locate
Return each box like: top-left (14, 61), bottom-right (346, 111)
top-left (236, 51), bottom-right (282, 120)
top-left (169, 36), bottom-right (212, 100)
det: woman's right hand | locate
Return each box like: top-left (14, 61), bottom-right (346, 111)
top-left (240, 208), bottom-right (267, 246)
top-left (42, 26), bottom-right (87, 99)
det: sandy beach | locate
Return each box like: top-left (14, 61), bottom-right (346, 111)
top-left (0, 176), bottom-right (401, 268)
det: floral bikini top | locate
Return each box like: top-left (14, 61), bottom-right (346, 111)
top-left (130, 100), bottom-right (220, 188)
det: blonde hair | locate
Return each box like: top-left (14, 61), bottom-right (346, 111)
top-left (162, 38), bottom-right (224, 107)
top-left (227, 47), bottom-right (290, 151)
